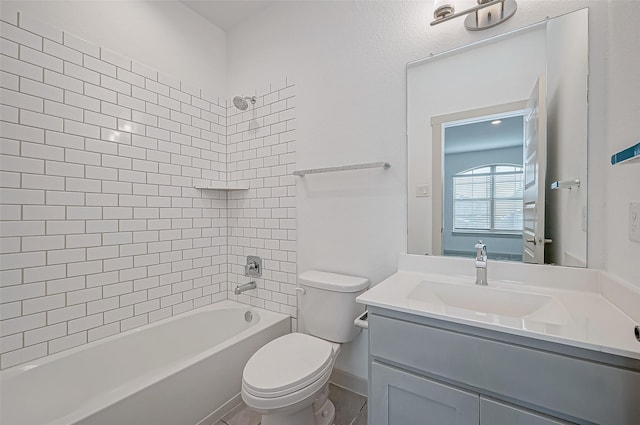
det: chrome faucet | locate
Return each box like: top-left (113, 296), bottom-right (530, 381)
top-left (234, 281), bottom-right (257, 295)
top-left (474, 240), bottom-right (488, 286)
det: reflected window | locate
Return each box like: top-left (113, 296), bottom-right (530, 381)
top-left (453, 164), bottom-right (523, 232)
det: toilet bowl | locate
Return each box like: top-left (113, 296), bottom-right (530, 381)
top-left (241, 271), bottom-right (369, 425)
top-left (242, 333), bottom-right (340, 425)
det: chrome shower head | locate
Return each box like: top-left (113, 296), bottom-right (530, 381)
top-left (233, 95), bottom-right (256, 111)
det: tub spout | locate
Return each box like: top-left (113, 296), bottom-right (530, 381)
top-left (234, 281), bottom-right (257, 295)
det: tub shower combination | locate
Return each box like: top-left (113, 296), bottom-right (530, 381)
top-left (0, 301), bottom-right (289, 425)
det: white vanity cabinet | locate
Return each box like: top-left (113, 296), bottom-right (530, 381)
top-left (367, 308), bottom-right (640, 425)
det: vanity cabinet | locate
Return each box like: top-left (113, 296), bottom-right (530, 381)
top-left (368, 309), bottom-right (640, 425)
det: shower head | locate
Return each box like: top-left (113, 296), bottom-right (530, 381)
top-left (233, 95), bottom-right (256, 111)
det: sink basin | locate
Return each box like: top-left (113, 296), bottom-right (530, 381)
top-left (408, 281), bottom-right (553, 318)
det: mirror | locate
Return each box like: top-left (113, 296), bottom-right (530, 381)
top-left (407, 9), bottom-right (588, 267)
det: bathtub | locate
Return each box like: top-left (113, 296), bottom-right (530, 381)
top-left (0, 300), bottom-right (290, 425)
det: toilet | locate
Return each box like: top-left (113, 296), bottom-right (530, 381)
top-left (241, 270), bottom-right (369, 425)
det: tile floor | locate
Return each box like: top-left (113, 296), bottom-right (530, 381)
top-left (216, 383), bottom-right (367, 425)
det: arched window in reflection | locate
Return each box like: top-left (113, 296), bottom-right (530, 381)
top-left (452, 164), bottom-right (524, 233)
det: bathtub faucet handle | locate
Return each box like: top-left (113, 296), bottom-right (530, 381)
top-left (245, 256), bottom-right (262, 277)
top-left (246, 261), bottom-right (257, 273)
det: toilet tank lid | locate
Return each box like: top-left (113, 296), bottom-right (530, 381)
top-left (298, 270), bottom-right (369, 292)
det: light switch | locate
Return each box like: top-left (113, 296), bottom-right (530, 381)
top-left (630, 202), bottom-right (640, 243)
top-left (416, 184), bottom-right (431, 197)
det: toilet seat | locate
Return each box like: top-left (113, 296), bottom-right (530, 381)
top-left (242, 333), bottom-right (334, 399)
top-left (242, 363), bottom-right (333, 413)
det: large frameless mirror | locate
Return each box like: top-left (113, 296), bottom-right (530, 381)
top-left (407, 9), bottom-right (588, 266)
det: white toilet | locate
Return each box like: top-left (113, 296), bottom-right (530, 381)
top-left (241, 270), bottom-right (369, 425)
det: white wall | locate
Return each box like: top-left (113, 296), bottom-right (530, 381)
top-left (605, 1), bottom-right (640, 285)
top-left (226, 0), bottom-right (620, 380)
top-left (0, 0), bottom-right (227, 96)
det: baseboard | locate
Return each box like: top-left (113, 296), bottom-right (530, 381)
top-left (330, 368), bottom-right (368, 397)
top-left (196, 393), bottom-right (242, 425)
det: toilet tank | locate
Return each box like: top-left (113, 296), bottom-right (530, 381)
top-left (298, 270), bottom-right (369, 343)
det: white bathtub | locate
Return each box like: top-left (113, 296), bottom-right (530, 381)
top-left (0, 300), bottom-right (290, 425)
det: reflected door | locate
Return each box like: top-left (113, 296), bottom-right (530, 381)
top-left (523, 76), bottom-right (548, 263)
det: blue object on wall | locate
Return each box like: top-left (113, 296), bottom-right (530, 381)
top-left (610, 142), bottom-right (640, 165)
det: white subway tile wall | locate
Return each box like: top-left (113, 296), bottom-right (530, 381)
top-left (0, 11), bottom-right (297, 369)
top-left (226, 81), bottom-right (297, 318)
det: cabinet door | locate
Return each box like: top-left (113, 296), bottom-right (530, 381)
top-left (370, 361), bottom-right (479, 425)
top-left (480, 398), bottom-right (573, 425)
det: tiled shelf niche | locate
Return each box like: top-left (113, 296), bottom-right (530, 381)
top-left (193, 183), bottom-right (249, 190)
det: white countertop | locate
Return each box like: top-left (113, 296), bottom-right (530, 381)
top-left (357, 255), bottom-right (640, 360)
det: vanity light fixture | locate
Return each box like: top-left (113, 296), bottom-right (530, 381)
top-left (491, 120), bottom-right (502, 125)
top-left (432, 0), bottom-right (518, 31)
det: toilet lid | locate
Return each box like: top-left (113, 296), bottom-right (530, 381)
top-left (242, 333), bottom-right (334, 397)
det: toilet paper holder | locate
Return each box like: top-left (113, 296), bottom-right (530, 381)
top-left (354, 310), bottom-right (368, 329)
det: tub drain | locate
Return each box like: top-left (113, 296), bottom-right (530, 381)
top-left (245, 311), bottom-right (253, 322)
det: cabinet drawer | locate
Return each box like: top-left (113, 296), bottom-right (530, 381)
top-left (371, 361), bottom-right (479, 425)
top-left (370, 313), bottom-right (640, 424)
top-left (481, 398), bottom-right (572, 425)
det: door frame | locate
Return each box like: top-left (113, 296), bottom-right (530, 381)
top-left (430, 100), bottom-right (528, 255)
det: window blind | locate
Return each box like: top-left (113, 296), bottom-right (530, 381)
top-left (453, 165), bottom-right (523, 232)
